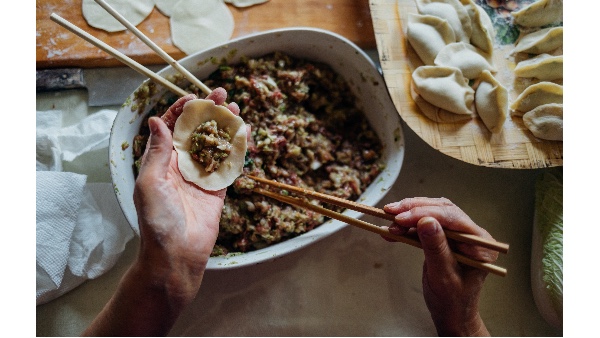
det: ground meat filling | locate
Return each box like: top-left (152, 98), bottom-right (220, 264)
top-left (133, 52), bottom-right (384, 256)
top-left (189, 120), bottom-right (233, 173)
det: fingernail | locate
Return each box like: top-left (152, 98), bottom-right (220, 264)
top-left (395, 211), bottom-right (410, 221)
top-left (418, 217), bottom-right (440, 236)
top-left (149, 117), bottom-right (159, 134)
top-left (388, 224), bottom-right (402, 235)
top-left (385, 201), bottom-right (401, 209)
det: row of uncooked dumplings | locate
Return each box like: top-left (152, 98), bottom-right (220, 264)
top-left (509, 0), bottom-right (564, 141)
top-left (407, 0), bottom-right (563, 141)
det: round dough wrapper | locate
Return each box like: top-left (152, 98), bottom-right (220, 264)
top-left (225, 0), bottom-right (269, 7)
top-left (170, 0), bottom-right (235, 55)
top-left (173, 99), bottom-right (248, 191)
top-left (155, 0), bottom-right (176, 17)
top-left (82, 0), bottom-right (155, 33)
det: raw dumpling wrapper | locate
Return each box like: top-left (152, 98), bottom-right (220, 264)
top-left (434, 42), bottom-right (496, 79)
top-left (461, 0), bottom-right (495, 53)
top-left (170, 0), bottom-right (235, 55)
top-left (155, 0), bottom-right (176, 17)
top-left (514, 54), bottom-right (563, 81)
top-left (173, 99), bottom-right (248, 191)
top-left (416, 0), bottom-right (472, 43)
top-left (523, 103), bottom-right (563, 141)
top-left (412, 65), bottom-right (475, 115)
top-left (82, 0), bottom-right (155, 33)
top-left (510, 82), bottom-right (563, 115)
top-left (225, 0), bottom-right (269, 7)
top-left (511, 0), bottom-right (563, 27)
top-left (475, 70), bottom-right (508, 133)
top-left (513, 27), bottom-right (563, 55)
top-left (407, 14), bottom-right (456, 65)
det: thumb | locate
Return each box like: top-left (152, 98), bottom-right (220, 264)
top-left (417, 217), bottom-right (457, 276)
top-left (139, 117), bottom-right (173, 177)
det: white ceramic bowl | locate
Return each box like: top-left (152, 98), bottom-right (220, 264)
top-left (109, 27), bottom-right (405, 270)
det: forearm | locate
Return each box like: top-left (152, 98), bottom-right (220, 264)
top-left (82, 260), bottom-right (200, 336)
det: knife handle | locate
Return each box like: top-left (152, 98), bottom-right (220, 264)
top-left (36, 68), bottom-right (85, 91)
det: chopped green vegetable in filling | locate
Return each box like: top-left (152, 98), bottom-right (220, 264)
top-left (189, 120), bottom-right (233, 173)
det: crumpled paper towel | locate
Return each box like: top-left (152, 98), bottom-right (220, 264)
top-left (36, 108), bottom-right (134, 305)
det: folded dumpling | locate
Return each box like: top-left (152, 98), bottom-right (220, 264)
top-left (460, 0), bottom-right (495, 54)
top-left (416, 0), bottom-right (472, 43)
top-left (513, 27), bottom-right (563, 55)
top-left (523, 103), bottom-right (563, 141)
top-left (434, 42), bottom-right (496, 79)
top-left (514, 54), bottom-right (563, 81)
top-left (407, 14), bottom-right (456, 65)
top-left (173, 99), bottom-right (248, 191)
top-left (510, 82), bottom-right (563, 116)
top-left (475, 70), bottom-right (508, 133)
top-left (410, 83), bottom-right (475, 122)
top-left (412, 65), bottom-right (475, 115)
top-left (511, 0), bottom-right (563, 27)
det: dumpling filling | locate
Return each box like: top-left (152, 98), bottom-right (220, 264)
top-left (173, 99), bottom-right (247, 191)
top-left (190, 120), bottom-right (233, 173)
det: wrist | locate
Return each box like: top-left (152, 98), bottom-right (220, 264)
top-left (82, 259), bottom-right (198, 336)
top-left (133, 246), bottom-right (206, 308)
top-left (433, 312), bottom-right (489, 337)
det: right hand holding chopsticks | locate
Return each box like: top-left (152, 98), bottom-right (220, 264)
top-left (384, 197), bottom-right (496, 336)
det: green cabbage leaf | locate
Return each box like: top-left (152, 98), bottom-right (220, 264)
top-left (531, 170), bottom-right (563, 329)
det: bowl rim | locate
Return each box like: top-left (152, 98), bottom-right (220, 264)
top-left (109, 27), bottom-right (405, 270)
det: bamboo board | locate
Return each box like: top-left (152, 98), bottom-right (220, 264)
top-left (369, 0), bottom-right (563, 169)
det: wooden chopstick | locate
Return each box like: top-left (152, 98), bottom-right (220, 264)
top-left (92, 0), bottom-right (212, 95)
top-left (247, 175), bottom-right (509, 254)
top-left (253, 187), bottom-right (507, 277)
top-left (50, 13), bottom-right (188, 97)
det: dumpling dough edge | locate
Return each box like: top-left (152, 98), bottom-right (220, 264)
top-left (173, 99), bottom-right (248, 191)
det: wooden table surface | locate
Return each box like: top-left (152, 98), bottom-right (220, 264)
top-left (36, 0), bottom-right (376, 69)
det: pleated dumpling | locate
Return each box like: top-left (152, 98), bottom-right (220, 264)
top-left (523, 103), bottom-right (563, 141)
top-left (407, 13), bottom-right (456, 65)
top-left (412, 65), bottom-right (475, 115)
top-left (410, 84), bottom-right (475, 122)
top-left (434, 42), bottom-right (496, 79)
top-left (513, 27), bottom-right (563, 55)
top-left (514, 54), bottom-right (563, 81)
top-left (416, 0), bottom-right (472, 43)
top-left (475, 70), bottom-right (508, 133)
top-left (511, 0), bottom-right (563, 27)
top-left (510, 82), bottom-right (563, 116)
top-left (460, 0), bottom-right (495, 53)
top-left (173, 99), bottom-right (248, 191)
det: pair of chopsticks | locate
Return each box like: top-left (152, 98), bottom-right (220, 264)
top-left (50, 0), bottom-right (210, 98)
top-left (248, 175), bottom-right (509, 277)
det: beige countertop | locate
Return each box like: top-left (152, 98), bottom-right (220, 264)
top-left (35, 85), bottom-right (561, 336)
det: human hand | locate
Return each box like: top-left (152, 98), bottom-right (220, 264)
top-left (83, 88), bottom-right (241, 336)
top-left (384, 197), bottom-right (498, 336)
top-left (133, 88), bottom-right (240, 301)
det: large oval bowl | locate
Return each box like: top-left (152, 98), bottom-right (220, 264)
top-left (109, 27), bottom-right (405, 270)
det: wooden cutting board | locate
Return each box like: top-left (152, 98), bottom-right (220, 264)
top-left (369, 0), bottom-right (563, 169)
top-left (36, 0), bottom-right (375, 69)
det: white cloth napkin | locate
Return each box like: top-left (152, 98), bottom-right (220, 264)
top-left (36, 108), bottom-right (134, 305)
